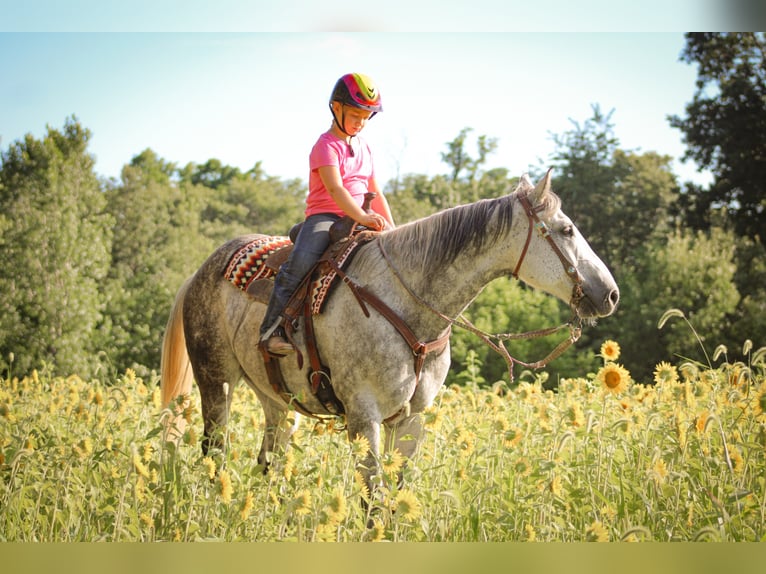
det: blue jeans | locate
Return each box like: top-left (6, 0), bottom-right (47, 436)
top-left (260, 213), bottom-right (341, 338)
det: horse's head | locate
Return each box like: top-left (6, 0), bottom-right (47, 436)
top-left (511, 170), bottom-right (619, 321)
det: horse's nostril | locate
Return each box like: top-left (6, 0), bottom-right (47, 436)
top-left (608, 289), bottom-right (620, 308)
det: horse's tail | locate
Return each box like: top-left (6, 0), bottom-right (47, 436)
top-left (160, 276), bottom-right (194, 441)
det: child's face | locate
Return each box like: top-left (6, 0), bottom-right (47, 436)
top-left (333, 102), bottom-right (373, 136)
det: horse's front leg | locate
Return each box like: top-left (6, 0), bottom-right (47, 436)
top-left (253, 388), bottom-right (300, 472)
top-left (346, 415), bottom-right (382, 501)
top-left (384, 412), bottom-right (423, 488)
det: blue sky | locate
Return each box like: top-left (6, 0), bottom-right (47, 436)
top-left (1, 2), bottom-right (735, 187)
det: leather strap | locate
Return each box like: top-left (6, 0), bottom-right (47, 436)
top-left (258, 343), bottom-right (315, 418)
top-left (303, 299), bottom-right (345, 415)
top-left (327, 260), bottom-right (451, 381)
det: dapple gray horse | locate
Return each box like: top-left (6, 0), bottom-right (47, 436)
top-left (160, 170), bottom-right (619, 495)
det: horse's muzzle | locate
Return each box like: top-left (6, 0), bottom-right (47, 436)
top-left (577, 286), bottom-right (619, 319)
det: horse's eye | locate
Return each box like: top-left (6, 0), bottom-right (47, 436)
top-left (561, 225), bottom-right (575, 238)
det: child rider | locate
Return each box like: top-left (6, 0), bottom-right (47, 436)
top-left (260, 72), bottom-right (395, 355)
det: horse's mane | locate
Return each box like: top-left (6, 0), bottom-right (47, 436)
top-left (382, 181), bottom-right (561, 275)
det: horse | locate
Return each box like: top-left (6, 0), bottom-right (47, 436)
top-left (160, 169), bottom-right (619, 496)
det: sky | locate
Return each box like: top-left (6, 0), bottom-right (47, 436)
top-left (4, 1), bottom-right (757, 188)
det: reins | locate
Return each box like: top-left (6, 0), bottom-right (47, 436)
top-left (377, 192), bottom-right (585, 382)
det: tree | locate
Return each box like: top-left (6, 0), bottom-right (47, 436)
top-left (616, 228), bottom-right (740, 381)
top-left (0, 117), bottom-right (112, 377)
top-left (439, 127), bottom-right (499, 205)
top-left (669, 32), bottom-right (766, 238)
top-left (99, 149), bottom-right (214, 374)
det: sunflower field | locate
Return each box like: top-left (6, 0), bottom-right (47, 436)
top-left (1, 330), bottom-right (765, 542)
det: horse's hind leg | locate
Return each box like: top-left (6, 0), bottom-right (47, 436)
top-left (189, 354), bottom-right (241, 456)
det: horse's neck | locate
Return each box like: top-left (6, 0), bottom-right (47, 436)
top-left (364, 238), bottom-right (503, 336)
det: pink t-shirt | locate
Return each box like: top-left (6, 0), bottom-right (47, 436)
top-left (306, 131), bottom-right (375, 218)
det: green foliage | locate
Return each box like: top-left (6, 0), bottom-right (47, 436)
top-left (99, 151), bottom-right (305, 375)
top-left (0, 117), bottom-right (112, 377)
top-left (616, 227), bottom-right (740, 381)
top-left (668, 32), bottom-right (766, 238)
top-left (98, 150), bottom-right (216, 375)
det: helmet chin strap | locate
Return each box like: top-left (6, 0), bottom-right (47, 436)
top-left (330, 103), bottom-right (355, 138)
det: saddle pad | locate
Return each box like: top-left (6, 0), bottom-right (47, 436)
top-left (224, 236), bottom-right (292, 291)
top-left (308, 234), bottom-right (371, 315)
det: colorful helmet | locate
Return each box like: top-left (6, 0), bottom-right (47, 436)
top-left (329, 73), bottom-right (383, 114)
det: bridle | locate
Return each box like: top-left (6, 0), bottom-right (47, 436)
top-left (377, 191), bottom-right (586, 381)
top-left (512, 191), bottom-right (585, 314)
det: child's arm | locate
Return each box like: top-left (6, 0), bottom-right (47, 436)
top-left (318, 166), bottom-right (386, 230)
top-left (369, 176), bottom-right (395, 228)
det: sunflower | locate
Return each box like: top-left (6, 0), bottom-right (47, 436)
top-left (753, 387), bottom-right (766, 417)
top-left (654, 361), bottom-right (679, 386)
top-left (350, 434), bottom-right (371, 458)
top-left (354, 470), bottom-right (370, 501)
top-left (132, 451), bottom-right (151, 479)
top-left (239, 491), bottom-right (255, 521)
top-left (596, 363), bottom-right (631, 395)
top-left (422, 406), bottom-right (443, 430)
top-left (291, 489), bottom-right (312, 516)
top-left (728, 446), bottom-right (745, 474)
top-left (453, 427), bottom-right (476, 457)
top-left (393, 489), bottom-right (422, 521)
top-left (563, 400), bottom-right (585, 427)
top-left (324, 486), bottom-right (348, 525)
top-left (503, 427), bottom-right (524, 448)
top-left (599, 340), bottom-right (621, 362)
top-left (364, 519), bottom-right (386, 542)
top-left (695, 410), bottom-right (712, 434)
top-left (512, 457), bottom-right (532, 477)
top-left (202, 456), bottom-right (216, 480)
top-left (650, 458), bottom-right (668, 485)
top-left (380, 448), bottom-right (405, 475)
top-left (217, 470), bottom-right (233, 505)
top-left (586, 520), bottom-right (609, 542)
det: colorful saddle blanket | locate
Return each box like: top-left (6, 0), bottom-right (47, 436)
top-left (223, 236), bottom-right (292, 291)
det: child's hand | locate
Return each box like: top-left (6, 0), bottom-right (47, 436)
top-left (359, 213), bottom-right (386, 231)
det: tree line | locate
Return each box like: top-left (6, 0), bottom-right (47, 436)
top-left (1, 33), bottom-right (764, 385)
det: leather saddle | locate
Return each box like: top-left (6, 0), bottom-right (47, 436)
top-left (255, 193), bottom-right (380, 417)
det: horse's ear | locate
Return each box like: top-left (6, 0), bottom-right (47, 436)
top-left (515, 173), bottom-right (534, 195)
top-left (530, 168), bottom-right (553, 204)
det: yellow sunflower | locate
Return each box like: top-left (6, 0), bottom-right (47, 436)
top-left (324, 486), bottom-right (348, 525)
top-left (503, 426), bottom-right (524, 448)
top-left (393, 489), bottom-right (422, 522)
top-left (380, 448), bottom-right (405, 475)
top-left (586, 520), bottom-right (609, 542)
top-left (653, 361), bottom-right (679, 385)
top-left (202, 456), bottom-right (216, 480)
top-left (217, 469), bottom-right (233, 505)
top-left (753, 387), bottom-right (766, 417)
top-left (350, 434), bottom-right (371, 458)
top-left (596, 363), bottom-right (631, 394)
top-left (239, 491), bottom-right (255, 521)
top-left (599, 340), bottom-right (621, 362)
top-left (563, 400), bottom-right (585, 427)
top-left (291, 489), bottom-right (312, 516)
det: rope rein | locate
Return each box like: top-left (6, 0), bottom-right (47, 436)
top-left (377, 193), bottom-right (584, 382)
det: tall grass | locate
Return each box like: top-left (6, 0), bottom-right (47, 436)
top-left (1, 335), bottom-right (765, 541)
